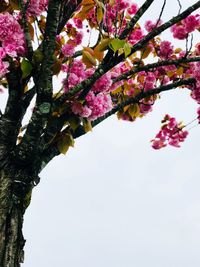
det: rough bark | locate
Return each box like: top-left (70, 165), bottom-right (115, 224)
top-left (0, 166), bottom-right (35, 267)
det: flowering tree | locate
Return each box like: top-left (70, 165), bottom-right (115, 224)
top-left (0, 0), bottom-right (200, 266)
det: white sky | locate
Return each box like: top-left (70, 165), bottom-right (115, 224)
top-left (20, 0), bottom-right (200, 266)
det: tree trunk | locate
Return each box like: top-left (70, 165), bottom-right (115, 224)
top-left (0, 166), bottom-right (34, 267)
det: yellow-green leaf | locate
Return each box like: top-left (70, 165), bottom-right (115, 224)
top-left (82, 49), bottom-right (97, 68)
top-left (128, 104), bottom-right (140, 119)
top-left (176, 67), bottom-right (184, 76)
top-left (124, 42), bottom-right (131, 57)
top-left (110, 38), bottom-right (126, 53)
top-left (21, 59), bottom-right (33, 79)
top-left (83, 118), bottom-right (92, 132)
top-left (96, 5), bottom-right (104, 24)
top-left (57, 133), bottom-right (75, 155)
top-left (94, 38), bottom-right (112, 52)
top-left (111, 86), bottom-right (122, 95)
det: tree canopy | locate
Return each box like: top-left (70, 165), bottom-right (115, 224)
top-left (0, 0), bottom-right (200, 171)
top-left (1, 0), bottom-right (200, 266)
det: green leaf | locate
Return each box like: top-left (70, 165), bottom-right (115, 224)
top-left (82, 118), bottom-right (92, 132)
top-left (57, 133), bottom-right (75, 155)
top-left (124, 42), bottom-right (131, 57)
top-left (109, 38), bottom-right (126, 53)
top-left (21, 59), bottom-right (33, 79)
top-left (96, 5), bottom-right (104, 24)
top-left (128, 104), bottom-right (140, 119)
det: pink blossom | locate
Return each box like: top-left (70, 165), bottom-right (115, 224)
top-left (74, 32), bottom-right (83, 45)
top-left (71, 102), bottom-right (83, 115)
top-left (144, 20), bottom-right (155, 32)
top-left (68, 73), bottom-right (79, 86)
top-left (92, 73), bottom-right (112, 93)
top-left (0, 12), bottom-right (25, 57)
top-left (191, 86), bottom-right (200, 104)
top-left (195, 43), bottom-right (200, 55)
top-left (116, 0), bottom-right (129, 11)
top-left (127, 3), bottom-right (138, 15)
top-left (71, 91), bottom-right (113, 121)
top-left (171, 24), bottom-right (188, 40)
top-left (62, 43), bottom-right (75, 57)
top-left (129, 28), bottom-right (144, 45)
top-left (159, 41), bottom-right (173, 59)
top-left (4, 44), bottom-right (17, 57)
top-left (62, 60), bottom-right (87, 92)
top-left (0, 60), bottom-right (9, 77)
top-left (0, 48), bottom-right (6, 59)
top-left (140, 103), bottom-right (152, 114)
top-left (152, 140), bottom-right (166, 150)
top-left (152, 115), bottom-right (188, 149)
top-left (66, 23), bottom-right (73, 31)
top-left (25, 0), bottom-right (48, 17)
top-left (73, 18), bottom-right (83, 29)
top-left (183, 15), bottom-right (199, 33)
top-left (87, 93), bottom-right (113, 121)
top-left (81, 106), bottom-right (92, 117)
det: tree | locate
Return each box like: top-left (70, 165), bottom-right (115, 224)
top-left (0, 0), bottom-right (200, 266)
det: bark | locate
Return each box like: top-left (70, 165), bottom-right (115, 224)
top-left (0, 166), bottom-right (35, 267)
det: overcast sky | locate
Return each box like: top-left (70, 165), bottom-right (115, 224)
top-left (21, 1), bottom-right (200, 267)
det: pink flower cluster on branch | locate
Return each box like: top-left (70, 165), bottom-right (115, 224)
top-left (171, 15), bottom-right (200, 39)
top-left (24, 0), bottom-right (48, 17)
top-left (62, 59), bottom-right (113, 120)
top-left (151, 115), bottom-right (189, 149)
top-left (0, 12), bottom-right (25, 77)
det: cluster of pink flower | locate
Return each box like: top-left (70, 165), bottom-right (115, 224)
top-left (190, 62), bottom-right (200, 104)
top-left (171, 15), bottom-right (200, 40)
top-left (62, 59), bottom-right (114, 120)
top-left (62, 59), bottom-right (88, 91)
top-left (61, 20), bottom-right (83, 57)
top-left (92, 73), bottom-right (113, 93)
top-left (158, 41), bottom-right (174, 59)
top-left (151, 115), bottom-right (189, 149)
top-left (25, 0), bottom-right (48, 17)
top-left (72, 91), bottom-right (113, 121)
top-left (62, 59), bottom-right (115, 94)
top-left (138, 71), bottom-right (157, 91)
top-left (128, 27), bottom-right (144, 45)
top-left (91, 0), bottom-right (139, 35)
top-left (0, 12), bottom-right (25, 77)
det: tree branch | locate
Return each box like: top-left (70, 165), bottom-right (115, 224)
top-left (57, 0), bottom-right (82, 34)
top-left (19, 0), bottom-right (34, 60)
top-left (113, 56), bottom-right (200, 83)
top-left (0, 70), bottom-right (35, 166)
top-left (15, 0), bottom-right (62, 164)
